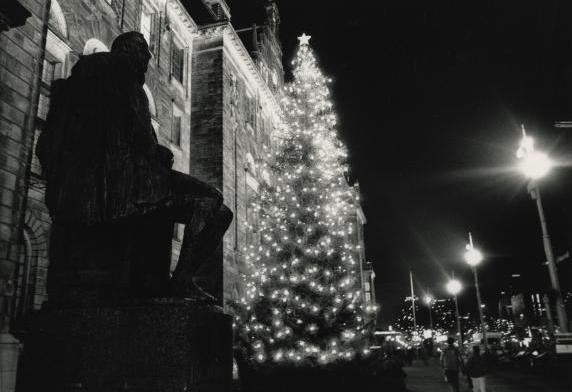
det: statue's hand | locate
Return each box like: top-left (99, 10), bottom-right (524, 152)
top-left (169, 278), bottom-right (217, 303)
top-left (156, 145), bottom-right (174, 168)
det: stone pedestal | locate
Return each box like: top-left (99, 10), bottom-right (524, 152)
top-left (17, 300), bottom-right (232, 392)
top-left (0, 333), bottom-right (21, 392)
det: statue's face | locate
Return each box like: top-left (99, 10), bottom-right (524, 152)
top-left (111, 33), bottom-right (152, 83)
top-left (132, 36), bottom-right (152, 74)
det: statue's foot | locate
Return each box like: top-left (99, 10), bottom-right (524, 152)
top-left (169, 280), bottom-right (217, 303)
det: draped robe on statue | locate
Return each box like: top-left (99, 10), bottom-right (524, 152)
top-left (37, 42), bottom-right (232, 302)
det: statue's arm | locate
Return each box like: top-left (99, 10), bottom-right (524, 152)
top-left (36, 79), bottom-right (67, 175)
top-left (156, 144), bottom-right (174, 169)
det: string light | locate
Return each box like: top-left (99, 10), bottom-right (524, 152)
top-left (232, 36), bottom-right (375, 364)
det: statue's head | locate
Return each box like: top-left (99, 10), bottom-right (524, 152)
top-left (111, 32), bottom-right (152, 84)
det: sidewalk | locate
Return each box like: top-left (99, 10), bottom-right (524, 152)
top-left (404, 359), bottom-right (572, 392)
top-left (404, 360), bottom-right (468, 392)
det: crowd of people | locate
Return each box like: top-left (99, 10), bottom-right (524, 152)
top-left (440, 337), bottom-right (489, 392)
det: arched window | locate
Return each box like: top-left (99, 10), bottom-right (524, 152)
top-left (143, 84), bottom-right (160, 132)
top-left (143, 84), bottom-right (157, 117)
top-left (82, 38), bottom-right (109, 55)
top-left (11, 229), bottom-right (35, 319)
top-left (48, 0), bottom-right (67, 39)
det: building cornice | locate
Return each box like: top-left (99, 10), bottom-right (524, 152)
top-left (166, 0), bottom-right (197, 35)
top-left (197, 22), bottom-right (283, 121)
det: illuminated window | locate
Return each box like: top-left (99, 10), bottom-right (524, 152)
top-left (30, 128), bottom-right (42, 176)
top-left (246, 93), bottom-right (256, 129)
top-left (41, 59), bottom-right (55, 85)
top-left (82, 38), bottom-right (109, 55)
top-left (171, 104), bottom-right (182, 146)
top-left (37, 94), bottom-right (50, 120)
top-left (171, 41), bottom-right (185, 83)
top-left (173, 224), bottom-right (183, 241)
top-left (140, 2), bottom-right (159, 55)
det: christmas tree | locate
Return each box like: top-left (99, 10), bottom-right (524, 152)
top-left (234, 34), bottom-right (376, 365)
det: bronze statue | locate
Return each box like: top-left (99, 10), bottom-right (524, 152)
top-left (37, 32), bottom-right (232, 303)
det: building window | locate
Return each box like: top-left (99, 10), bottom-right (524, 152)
top-left (11, 229), bottom-right (36, 320)
top-left (246, 94), bottom-right (256, 129)
top-left (48, 0), bottom-right (68, 39)
top-left (171, 41), bottom-right (185, 83)
top-left (171, 104), bottom-right (182, 146)
top-left (37, 94), bottom-right (50, 120)
top-left (245, 171), bottom-right (260, 247)
top-left (140, 2), bottom-right (159, 55)
top-left (41, 59), bottom-right (55, 85)
top-left (173, 223), bottom-right (183, 241)
top-left (31, 129), bottom-right (42, 176)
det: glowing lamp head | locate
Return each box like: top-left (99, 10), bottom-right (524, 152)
top-left (446, 279), bottom-right (462, 296)
top-left (424, 295), bottom-right (433, 305)
top-left (464, 246), bottom-right (483, 267)
top-left (518, 151), bottom-right (552, 180)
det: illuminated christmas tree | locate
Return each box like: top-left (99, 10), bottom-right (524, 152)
top-left (233, 34), bottom-right (376, 365)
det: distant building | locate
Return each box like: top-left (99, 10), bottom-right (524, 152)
top-left (376, 281), bottom-right (406, 330)
top-left (362, 261), bottom-right (376, 305)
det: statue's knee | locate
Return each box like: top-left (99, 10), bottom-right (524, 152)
top-left (219, 204), bottom-right (233, 224)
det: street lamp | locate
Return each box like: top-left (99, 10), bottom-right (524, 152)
top-left (424, 294), bottom-right (435, 356)
top-left (464, 233), bottom-right (487, 350)
top-left (516, 125), bottom-right (569, 333)
top-left (424, 294), bottom-right (434, 331)
top-left (446, 278), bottom-right (463, 349)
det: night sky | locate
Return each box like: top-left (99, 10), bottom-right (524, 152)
top-left (231, 1), bottom-right (572, 322)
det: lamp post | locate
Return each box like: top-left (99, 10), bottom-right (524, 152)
top-left (424, 294), bottom-right (434, 331)
top-left (516, 125), bottom-right (569, 333)
top-left (446, 278), bottom-right (463, 350)
top-left (464, 233), bottom-right (487, 350)
top-left (409, 271), bottom-right (417, 333)
top-left (424, 294), bottom-right (435, 356)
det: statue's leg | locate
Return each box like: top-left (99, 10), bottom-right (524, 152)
top-left (130, 213), bottom-right (173, 297)
top-left (170, 204), bottom-right (233, 299)
top-left (167, 171), bottom-right (231, 299)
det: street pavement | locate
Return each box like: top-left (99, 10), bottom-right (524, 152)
top-left (404, 359), bottom-right (572, 392)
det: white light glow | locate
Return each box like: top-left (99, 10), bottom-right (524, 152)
top-left (464, 247), bottom-right (483, 267)
top-left (446, 279), bottom-right (462, 296)
top-left (518, 151), bottom-right (552, 179)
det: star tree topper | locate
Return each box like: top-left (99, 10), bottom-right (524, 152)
top-left (298, 33), bottom-right (311, 46)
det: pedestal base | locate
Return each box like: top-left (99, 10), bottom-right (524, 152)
top-left (18, 300), bottom-right (232, 392)
top-left (0, 333), bottom-right (21, 392)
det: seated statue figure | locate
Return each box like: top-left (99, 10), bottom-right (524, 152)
top-left (36, 32), bottom-right (232, 304)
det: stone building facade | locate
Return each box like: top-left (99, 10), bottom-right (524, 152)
top-left (1, 2), bottom-right (50, 390)
top-left (348, 187), bottom-right (376, 307)
top-left (189, 1), bottom-right (284, 306)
